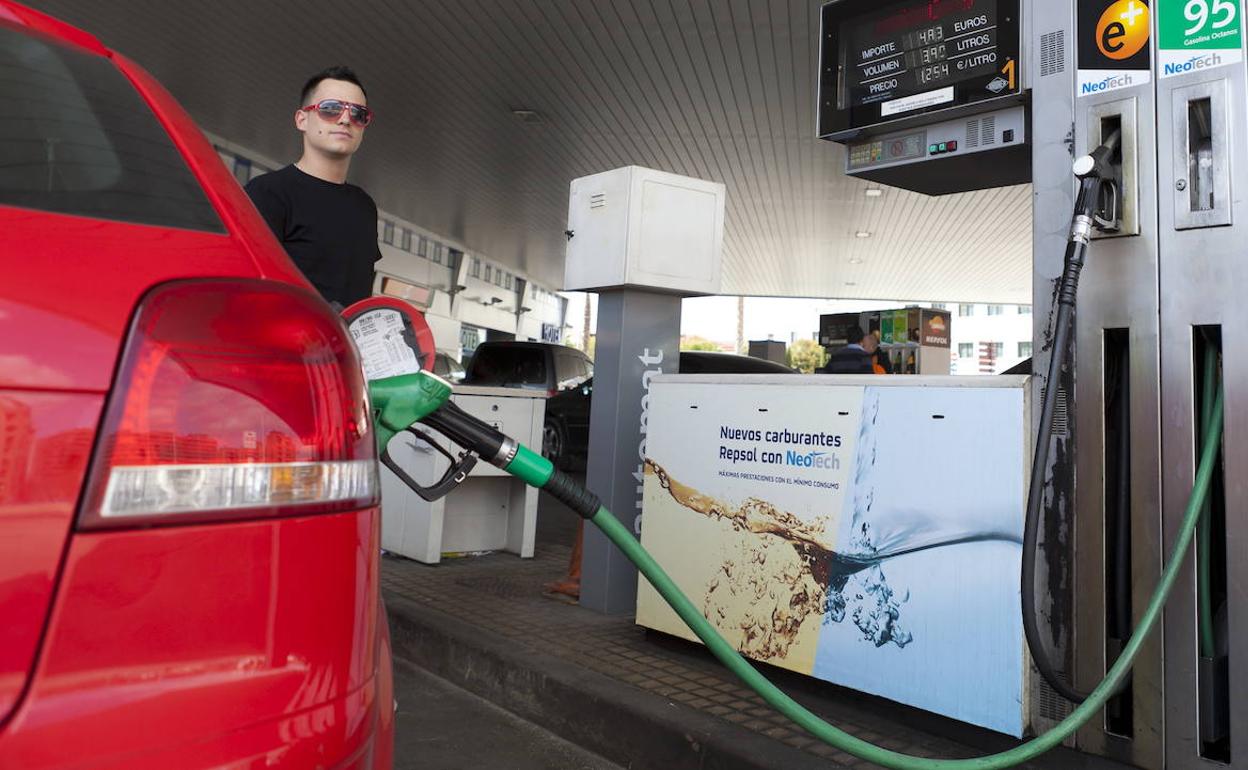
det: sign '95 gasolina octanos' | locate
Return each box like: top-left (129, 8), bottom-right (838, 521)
top-left (0, 4), bottom-right (393, 768)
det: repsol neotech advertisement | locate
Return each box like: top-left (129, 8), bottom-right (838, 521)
top-left (636, 380), bottom-right (1030, 737)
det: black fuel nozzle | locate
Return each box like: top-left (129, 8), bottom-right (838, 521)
top-left (380, 427), bottom-right (479, 502)
top-left (368, 372), bottom-right (518, 502)
top-left (1072, 129), bottom-right (1122, 231)
top-left (376, 402), bottom-right (518, 503)
top-left (421, 401), bottom-right (515, 468)
top-left (1075, 128), bottom-right (1121, 181)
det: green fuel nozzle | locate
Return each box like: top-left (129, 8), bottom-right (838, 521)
top-left (368, 371), bottom-right (488, 502)
top-left (367, 370), bottom-right (536, 503)
top-left (368, 371), bottom-right (454, 449)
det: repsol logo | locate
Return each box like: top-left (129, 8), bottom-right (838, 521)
top-left (785, 450), bottom-right (839, 470)
top-left (1164, 52), bottom-right (1224, 75)
top-left (1081, 72), bottom-right (1134, 94)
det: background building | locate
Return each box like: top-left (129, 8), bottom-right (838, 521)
top-left (945, 302), bottom-right (1033, 375)
top-left (570, 294), bottom-right (1034, 376)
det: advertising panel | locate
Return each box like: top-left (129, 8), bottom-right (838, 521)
top-left (1157, 0), bottom-right (1243, 77)
top-left (637, 379), bottom-right (1029, 736)
top-left (893, 309), bottom-right (913, 341)
top-left (1078, 0), bottom-right (1152, 96)
top-left (920, 309), bottom-right (952, 347)
top-left (818, 312), bottom-right (865, 347)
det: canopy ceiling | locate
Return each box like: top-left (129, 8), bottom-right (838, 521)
top-left (28, 0), bottom-right (1032, 303)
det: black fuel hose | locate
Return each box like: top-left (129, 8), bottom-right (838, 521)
top-left (1021, 135), bottom-right (1120, 704)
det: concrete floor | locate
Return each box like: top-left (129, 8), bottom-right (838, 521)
top-left (392, 658), bottom-right (620, 770)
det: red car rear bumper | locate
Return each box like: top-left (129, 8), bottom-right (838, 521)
top-left (0, 509), bottom-right (393, 769)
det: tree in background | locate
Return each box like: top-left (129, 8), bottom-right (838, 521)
top-left (681, 335), bottom-right (721, 352)
top-left (736, 296), bottom-right (745, 354)
top-left (582, 294), bottom-right (592, 352)
top-left (568, 334), bottom-right (595, 359)
top-left (787, 338), bottom-right (828, 373)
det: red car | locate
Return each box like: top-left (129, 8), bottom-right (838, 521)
top-left (0, 4), bottom-right (394, 768)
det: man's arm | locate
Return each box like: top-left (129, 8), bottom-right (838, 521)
top-left (244, 178), bottom-right (286, 240)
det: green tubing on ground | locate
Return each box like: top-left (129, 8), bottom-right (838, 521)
top-left (505, 444), bottom-right (555, 489)
top-left (1198, 345), bottom-right (1219, 659)
top-left (582, 387), bottom-right (1224, 770)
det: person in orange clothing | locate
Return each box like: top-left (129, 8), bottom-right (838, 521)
top-left (871, 331), bottom-right (892, 374)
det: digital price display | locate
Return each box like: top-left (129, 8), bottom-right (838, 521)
top-left (819, 0), bottom-right (1021, 138)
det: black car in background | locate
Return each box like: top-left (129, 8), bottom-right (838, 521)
top-left (542, 351), bottom-right (796, 471)
top-left (463, 341), bottom-right (592, 394)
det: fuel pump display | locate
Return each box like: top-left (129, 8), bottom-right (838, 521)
top-left (820, 0), bottom-right (1021, 137)
top-left (818, 0), bottom-right (1029, 194)
top-left (840, 0), bottom-right (1008, 115)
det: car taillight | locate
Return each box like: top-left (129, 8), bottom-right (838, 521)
top-left (78, 279), bottom-right (378, 529)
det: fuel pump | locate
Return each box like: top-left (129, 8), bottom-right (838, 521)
top-left (818, 2), bottom-right (1237, 766)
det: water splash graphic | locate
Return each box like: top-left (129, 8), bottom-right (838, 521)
top-left (640, 384), bottom-right (1030, 736)
top-left (842, 390), bottom-right (1023, 562)
top-left (646, 460), bottom-right (914, 656)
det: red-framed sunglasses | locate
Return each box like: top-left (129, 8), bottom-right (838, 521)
top-left (301, 98), bottom-right (374, 128)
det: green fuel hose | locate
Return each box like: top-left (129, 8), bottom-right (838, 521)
top-left (1197, 345), bottom-right (1220, 659)
top-left (504, 387), bottom-right (1225, 769)
top-left (366, 364), bottom-right (1222, 768)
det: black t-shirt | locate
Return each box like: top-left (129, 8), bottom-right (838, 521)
top-left (245, 164), bottom-right (382, 308)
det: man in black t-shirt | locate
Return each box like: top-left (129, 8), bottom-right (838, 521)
top-left (246, 66), bottom-right (381, 309)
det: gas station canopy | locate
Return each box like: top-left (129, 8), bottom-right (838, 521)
top-left (30, 0), bottom-right (1031, 304)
